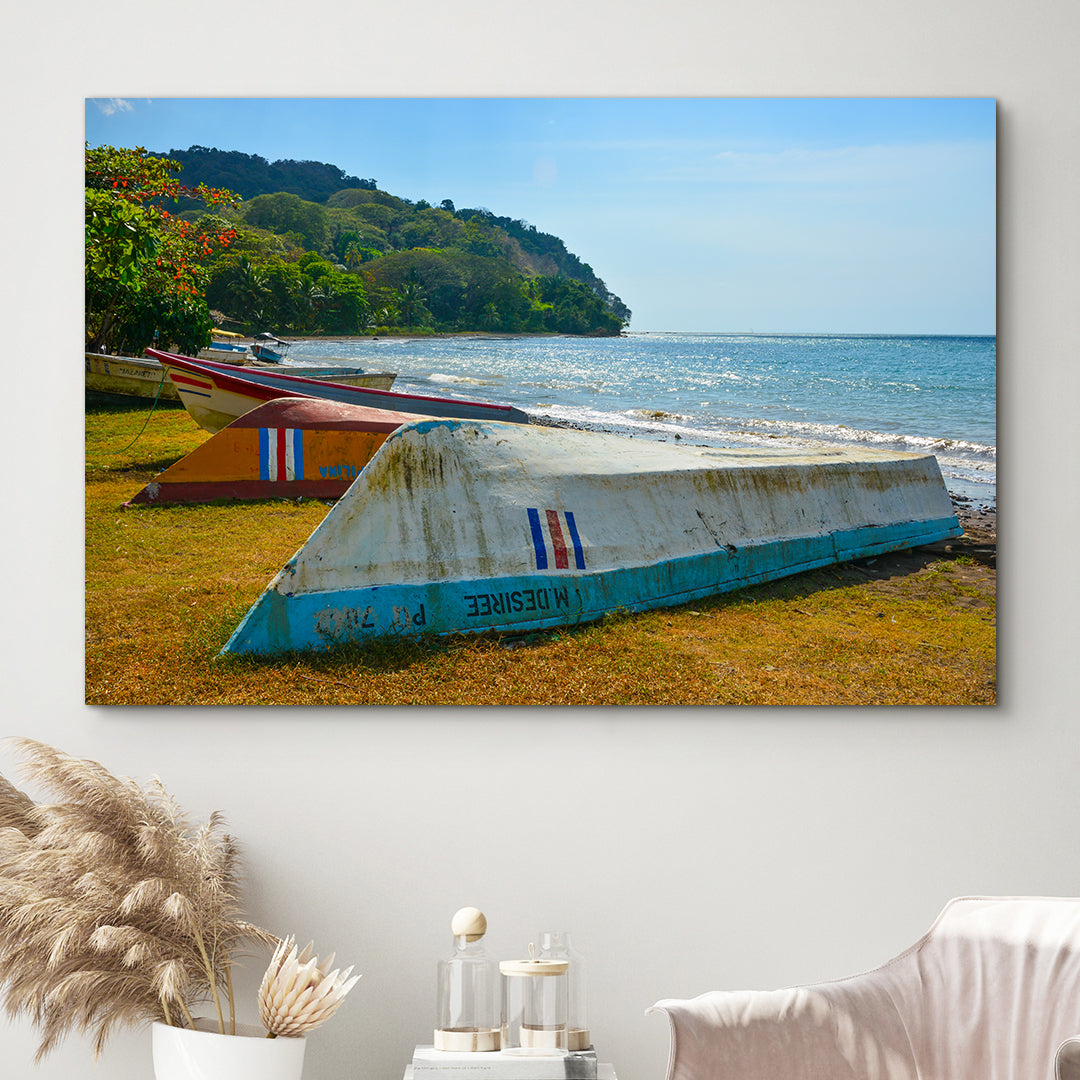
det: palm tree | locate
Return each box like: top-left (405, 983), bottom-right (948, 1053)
top-left (308, 280), bottom-right (339, 333)
top-left (220, 256), bottom-right (268, 322)
top-left (343, 242), bottom-right (364, 271)
top-left (374, 304), bottom-right (398, 329)
top-left (395, 270), bottom-right (429, 327)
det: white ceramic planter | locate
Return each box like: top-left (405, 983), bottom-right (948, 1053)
top-left (152, 1019), bottom-right (306, 1080)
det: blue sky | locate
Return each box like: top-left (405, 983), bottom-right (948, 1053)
top-left (85, 97), bottom-right (996, 333)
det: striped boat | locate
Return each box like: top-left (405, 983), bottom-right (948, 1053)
top-left (125, 397), bottom-right (426, 506)
top-left (147, 349), bottom-right (531, 434)
top-left (221, 418), bottom-right (962, 656)
top-left (87, 351), bottom-right (394, 409)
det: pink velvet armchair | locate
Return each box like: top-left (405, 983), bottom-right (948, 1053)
top-left (650, 896), bottom-right (1080, 1080)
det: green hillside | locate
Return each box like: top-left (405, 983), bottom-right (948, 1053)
top-left (158, 145), bottom-right (631, 338)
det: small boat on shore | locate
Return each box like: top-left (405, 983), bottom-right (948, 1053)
top-left (147, 349), bottom-right (531, 434)
top-left (221, 418), bottom-right (962, 656)
top-left (250, 332), bottom-right (291, 362)
top-left (198, 334), bottom-right (252, 363)
top-left (86, 353), bottom-right (183, 406)
top-left (199, 346), bottom-right (397, 385)
top-left (87, 350), bottom-right (396, 409)
top-left (125, 397), bottom-right (426, 506)
top-left (199, 345), bottom-right (250, 363)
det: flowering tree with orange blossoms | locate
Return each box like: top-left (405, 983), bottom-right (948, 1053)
top-left (85, 145), bottom-right (241, 355)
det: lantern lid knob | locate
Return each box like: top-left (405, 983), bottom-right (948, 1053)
top-left (451, 907), bottom-right (487, 941)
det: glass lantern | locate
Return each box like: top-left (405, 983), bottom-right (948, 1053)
top-left (434, 907), bottom-right (500, 1051)
top-left (537, 931), bottom-right (590, 1050)
top-left (500, 951), bottom-right (569, 1054)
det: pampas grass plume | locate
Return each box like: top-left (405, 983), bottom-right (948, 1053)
top-left (1, 740), bottom-right (359, 1060)
top-left (0, 740), bottom-right (274, 1058)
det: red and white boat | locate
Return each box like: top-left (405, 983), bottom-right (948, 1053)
top-left (146, 349), bottom-right (531, 434)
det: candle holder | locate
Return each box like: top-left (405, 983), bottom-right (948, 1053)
top-left (500, 947), bottom-right (568, 1054)
top-left (434, 907), bottom-right (500, 1051)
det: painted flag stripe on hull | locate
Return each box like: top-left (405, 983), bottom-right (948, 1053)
top-left (171, 373), bottom-right (214, 398)
top-left (258, 428), bottom-right (304, 481)
top-left (528, 508), bottom-right (585, 570)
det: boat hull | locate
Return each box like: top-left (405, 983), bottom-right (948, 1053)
top-left (148, 349), bottom-right (530, 433)
top-left (221, 419), bottom-right (962, 656)
top-left (125, 397), bottom-right (426, 506)
top-left (87, 352), bottom-right (393, 410)
top-left (251, 343), bottom-right (287, 362)
top-left (225, 521), bottom-right (961, 651)
top-left (199, 345), bottom-right (397, 389)
top-left (265, 366), bottom-right (395, 389)
top-left (86, 353), bottom-right (182, 405)
top-left (198, 343), bottom-right (252, 362)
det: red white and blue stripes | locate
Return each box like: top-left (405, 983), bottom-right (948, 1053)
top-left (259, 428), bottom-right (304, 482)
top-left (528, 508), bottom-right (586, 570)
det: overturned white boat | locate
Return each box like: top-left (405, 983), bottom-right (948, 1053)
top-left (221, 420), bottom-right (962, 656)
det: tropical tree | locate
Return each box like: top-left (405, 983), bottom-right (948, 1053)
top-left (213, 255), bottom-right (268, 322)
top-left (295, 254), bottom-right (372, 333)
top-left (342, 242), bottom-right (362, 270)
top-left (332, 229), bottom-right (362, 264)
top-left (534, 275), bottom-right (625, 335)
top-left (460, 217), bottom-right (501, 258)
top-left (394, 270), bottom-right (429, 327)
top-left (240, 193), bottom-right (328, 253)
top-left (373, 303), bottom-right (399, 329)
top-left (261, 263), bottom-right (307, 331)
top-left (85, 145), bottom-right (239, 354)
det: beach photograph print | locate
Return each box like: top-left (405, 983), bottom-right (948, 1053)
top-left (84, 97), bottom-right (996, 706)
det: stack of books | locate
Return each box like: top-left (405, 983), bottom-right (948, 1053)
top-left (405, 1046), bottom-right (616, 1080)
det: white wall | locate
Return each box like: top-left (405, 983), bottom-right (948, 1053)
top-left (4, 0), bottom-right (1079, 1077)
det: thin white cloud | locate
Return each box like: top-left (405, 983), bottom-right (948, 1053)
top-left (91, 98), bottom-right (135, 117)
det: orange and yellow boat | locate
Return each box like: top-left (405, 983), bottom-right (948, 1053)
top-left (125, 396), bottom-right (425, 506)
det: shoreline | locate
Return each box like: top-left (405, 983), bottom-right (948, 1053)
top-left (220, 337), bottom-right (998, 542)
top-left (279, 331), bottom-right (622, 343)
top-left (950, 495), bottom-right (996, 546)
top-left (282, 338), bottom-right (996, 516)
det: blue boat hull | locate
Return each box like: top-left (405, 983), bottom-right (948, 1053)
top-left (223, 514), bottom-right (961, 653)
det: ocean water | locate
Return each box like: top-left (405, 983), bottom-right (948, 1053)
top-left (285, 332), bottom-right (996, 507)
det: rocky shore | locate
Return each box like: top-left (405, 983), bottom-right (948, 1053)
top-left (950, 492), bottom-right (996, 545)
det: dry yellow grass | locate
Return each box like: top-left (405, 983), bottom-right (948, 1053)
top-left (85, 404), bottom-right (996, 707)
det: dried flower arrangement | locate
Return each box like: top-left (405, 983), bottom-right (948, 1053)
top-left (0, 739), bottom-right (359, 1060)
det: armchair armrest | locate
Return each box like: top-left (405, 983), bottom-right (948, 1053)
top-left (648, 987), bottom-right (916, 1080)
top-left (1058, 1038), bottom-right (1080, 1080)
